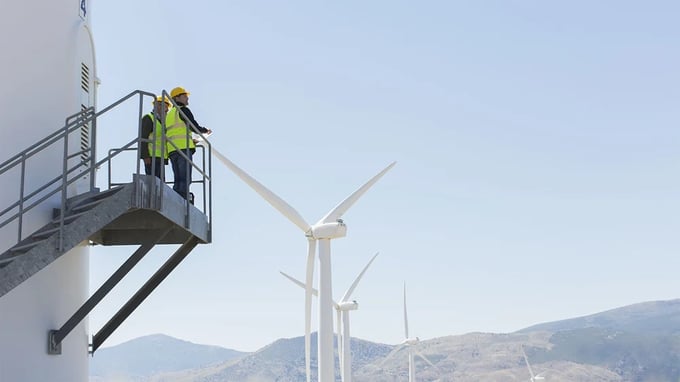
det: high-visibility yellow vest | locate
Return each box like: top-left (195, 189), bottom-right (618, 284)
top-left (147, 113), bottom-right (167, 159)
top-left (165, 106), bottom-right (195, 154)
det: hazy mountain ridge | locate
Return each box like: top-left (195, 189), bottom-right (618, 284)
top-left (90, 334), bottom-right (247, 381)
top-left (90, 299), bottom-right (680, 381)
top-left (531, 327), bottom-right (680, 381)
top-left (173, 333), bottom-right (394, 382)
top-left (518, 299), bottom-right (680, 335)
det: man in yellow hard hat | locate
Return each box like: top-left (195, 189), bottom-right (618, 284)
top-left (140, 95), bottom-right (171, 179)
top-left (165, 86), bottom-right (212, 203)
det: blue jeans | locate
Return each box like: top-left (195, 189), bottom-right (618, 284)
top-left (169, 149), bottom-right (193, 200)
top-left (143, 157), bottom-right (165, 181)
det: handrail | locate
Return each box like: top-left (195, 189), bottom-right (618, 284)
top-left (0, 89), bottom-right (213, 253)
top-left (0, 108), bottom-right (97, 245)
top-left (0, 110), bottom-right (95, 177)
top-left (0, 110), bottom-right (92, 173)
top-left (0, 158), bottom-right (92, 231)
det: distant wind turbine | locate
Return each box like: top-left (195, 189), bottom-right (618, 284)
top-left (213, 148), bottom-right (394, 382)
top-left (381, 283), bottom-right (436, 382)
top-left (521, 345), bottom-right (546, 382)
top-left (281, 252), bottom-right (379, 382)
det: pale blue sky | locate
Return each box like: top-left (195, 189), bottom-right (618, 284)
top-left (90, 1), bottom-right (680, 352)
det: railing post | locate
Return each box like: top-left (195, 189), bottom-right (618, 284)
top-left (90, 109), bottom-right (96, 192)
top-left (17, 153), bottom-right (26, 242)
top-left (208, 144), bottom-right (213, 243)
top-left (185, 113), bottom-right (191, 228)
top-left (201, 145), bottom-right (206, 213)
top-left (160, 92), bottom-right (167, 208)
top-left (149, 94), bottom-right (157, 184)
top-left (107, 149), bottom-right (113, 189)
top-left (59, 115), bottom-right (70, 252)
top-left (136, 94), bottom-right (144, 179)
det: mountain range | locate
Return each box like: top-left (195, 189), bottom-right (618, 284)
top-left (89, 298), bottom-right (680, 381)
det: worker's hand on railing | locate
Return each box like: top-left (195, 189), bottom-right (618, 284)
top-left (193, 129), bottom-right (212, 145)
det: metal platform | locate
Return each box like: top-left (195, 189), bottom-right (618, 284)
top-left (0, 174), bottom-right (210, 299)
top-left (90, 174), bottom-right (210, 245)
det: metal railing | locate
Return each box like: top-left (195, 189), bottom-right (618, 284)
top-left (0, 89), bottom-right (213, 253)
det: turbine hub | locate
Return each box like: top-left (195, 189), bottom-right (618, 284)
top-left (310, 221), bottom-right (347, 239)
top-left (338, 301), bottom-right (359, 311)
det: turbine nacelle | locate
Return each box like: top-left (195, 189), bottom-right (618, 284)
top-left (338, 300), bottom-right (359, 311)
top-left (403, 337), bottom-right (420, 346)
top-left (309, 220), bottom-right (347, 240)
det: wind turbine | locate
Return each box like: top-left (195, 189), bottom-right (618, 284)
top-left (521, 345), bottom-right (545, 382)
top-left (213, 148), bottom-right (394, 382)
top-left (281, 252), bottom-right (379, 382)
top-left (381, 283), bottom-right (436, 382)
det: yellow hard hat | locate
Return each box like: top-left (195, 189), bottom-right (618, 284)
top-left (170, 87), bottom-right (190, 98)
top-left (152, 95), bottom-right (171, 106)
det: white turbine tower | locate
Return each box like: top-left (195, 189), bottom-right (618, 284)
top-left (281, 252), bottom-right (379, 382)
top-left (381, 283), bottom-right (436, 382)
top-left (213, 149), bottom-right (394, 382)
top-left (521, 345), bottom-right (545, 382)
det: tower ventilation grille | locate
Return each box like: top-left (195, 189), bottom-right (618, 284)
top-left (81, 63), bottom-right (90, 93)
top-left (80, 63), bottom-right (91, 165)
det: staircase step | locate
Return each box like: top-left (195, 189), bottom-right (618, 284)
top-left (62, 188), bottom-right (101, 208)
top-left (35, 211), bottom-right (87, 238)
top-left (0, 250), bottom-right (21, 266)
top-left (9, 239), bottom-right (44, 254)
top-left (32, 225), bottom-right (62, 239)
top-left (67, 186), bottom-right (123, 209)
top-left (50, 210), bottom-right (89, 225)
top-left (49, 187), bottom-right (125, 218)
top-left (0, 190), bottom-right (116, 271)
top-left (69, 199), bottom-right (105, 213)
top-left (0, 258), bottom-right (14, 269)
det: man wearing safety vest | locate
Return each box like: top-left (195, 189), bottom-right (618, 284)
top-left (166, 86), bottom-right (212, 203)
top-left (140, 95), bottom-right (170, 179)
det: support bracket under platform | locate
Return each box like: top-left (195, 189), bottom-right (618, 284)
top-left (47, 228), bottom-right (171, 355)
top-left (90, 236), bottom-right (200, 354)
top-left (47, 330), bottom-right (61, 355)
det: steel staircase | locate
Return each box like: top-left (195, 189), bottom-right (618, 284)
top-left (0, 89), bottom-right (213, 355)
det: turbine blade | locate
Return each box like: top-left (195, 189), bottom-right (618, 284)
top-left (304, 239), bottom-right (316, 382)
top-left (415, 349), bottom-right (436, 368)
top-left (521, 345), bottom-right (536, 379)
top-left (280, 271), bottom-right (319, 297)
top-left (319, 162), bottom-right (396, 224)
top-left (341, 252), bottom-right (379, 302)
top-left (403, 283), bottom-right (409, 339)
top-left (212, 148), bottom-right (311, 232)
top-left (280, 271), bottom-right (341, 307)
top-left (379, 344), bottom-right (406, 367)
